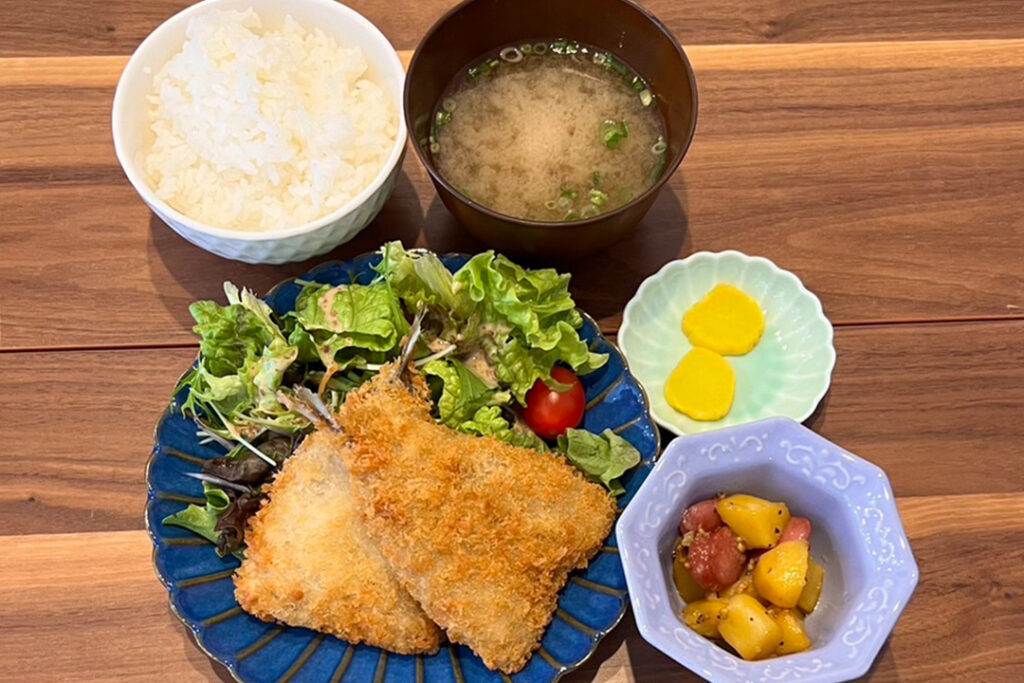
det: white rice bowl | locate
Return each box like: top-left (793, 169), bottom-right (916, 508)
top-left (144, 8), bottom-right (397, 232)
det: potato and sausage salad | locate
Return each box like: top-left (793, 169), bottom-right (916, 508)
top-left (672, 494), bottom-right (825, 661)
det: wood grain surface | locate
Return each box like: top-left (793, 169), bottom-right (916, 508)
top-left (2, 0), bottom-right (1023, 680)
top-left (4, 0), bottom-right (1024, 56)
top-left (3, 494), bottom-right (1023, 682)
top-left (3, 41), bottom-right (1024, 349)
top-left (2, 320), bottom-right (1022, 536)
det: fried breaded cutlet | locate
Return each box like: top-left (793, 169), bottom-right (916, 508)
top-left (337, 363), bottom-right (618, 673)
top-left (233, 429), bottom-right (442, 654)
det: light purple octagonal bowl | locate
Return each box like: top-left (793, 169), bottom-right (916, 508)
top-left (616, 417), bottom-right (918, 683)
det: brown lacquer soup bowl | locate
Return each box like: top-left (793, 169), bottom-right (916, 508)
top-left (405, 0), bottom-right (698, 258)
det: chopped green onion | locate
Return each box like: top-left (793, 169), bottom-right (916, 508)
top-left (651, 138), bottom-right (667, 154)
top-left (544, 199), bottom-right (558, 210)
top-left (639, 89), bottom-right (653, 107)
top-left (551, 39), bottom-right (578, 55)
top-left (468, 57), bottom-right (501, 79)
top-left (589, 189), bottom-right (609, 206)
top-left (592, 171), bottom-right (602, 187)
top-left (429, 141), bottom-right (440, 154)
top-left (563, 209), bottom-right (578, 221)
top-left (560, 185), bottom-right (578, 200)
top-left (442, 98), bottom-right (457, 113)
top-left (580, 204), bottom-right (599, 218)
top-left (646, 154), bottom-right (666, 185)
top-left (435, 110), bottom-right (452, 127)
top-left (557, 196), bottom-right (573, 210)
top-left (520, 43), bottom-right (533, 55)
top-left (533, 42), bottom-right (548, 55)
top-left (600, 119), bottom-right (629, 149)
top-left (593, 52), bottom-right (608, 66)
top-left (631, 77), bottom-right (645, 92)
top-left (607, 59), bottom-right (628, 77)
top-left (500, 46), bottom-right (523, 63)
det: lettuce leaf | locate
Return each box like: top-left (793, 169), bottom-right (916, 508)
top-left (180, 283), bottom-right (307, 439)
top-left (493, 323), bottom-right (607, 403)
top-left (288, 281), bottom-right (408, 370)
top-left (458, 406), bottom-right (549, 452)
top-left (557, 429), bottom-right (641, 496)
top-left (162, 483), bottom-right (257, 559)
top-left (188, 285), bottom-right (281, 378)
top-left (248, 338), bottom-right (299, 412)
top-left (376, 242), bottom-right (607, 403)
top-left (454, 252), bottom-right (582, 343)
top-left (376, 242), bottom-right (472, 317)
top-left (162, 483), bottom-right (232, 552)
top-left (422, 359), bottom-right (509, 427)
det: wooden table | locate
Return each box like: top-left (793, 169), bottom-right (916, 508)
top-left (2, 0), bottom-right (1023, 680)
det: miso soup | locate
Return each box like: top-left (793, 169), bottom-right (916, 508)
top-left (429, 39), bottom-right (667, 222)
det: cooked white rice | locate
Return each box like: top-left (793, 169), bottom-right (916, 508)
top-left (144, 8), bottom-right (397, 232)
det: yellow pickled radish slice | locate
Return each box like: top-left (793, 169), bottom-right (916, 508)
top-left (683, 284), bottom-right (766, 356)
top-left (664, 348), bottom-right (735, 421)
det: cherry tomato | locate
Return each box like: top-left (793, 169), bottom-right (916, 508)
top-left (688, 527), bottom-right (745, 592)
top-left (523, 367), bottom-right (585, 439)
top-left (780, 517), bottom-right (812, 544)
top-left (680, 499), bottom-right (723, 534)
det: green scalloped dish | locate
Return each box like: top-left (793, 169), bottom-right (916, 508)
top-left (619, 251), bottom-right (835, 435)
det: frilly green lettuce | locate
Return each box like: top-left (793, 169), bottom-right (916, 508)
top-left (287, 280), bottom-right (409, 370)
top-left (180, 283), bottom-right (308, 440)
top-left (558, 428), bottom-right (641, 496)
top-left (162, 483), bottom-right (231, 549)
top-left (422, 358), bottom-right (510, 427)
top-left (376, 242), bottom-right (607, 403)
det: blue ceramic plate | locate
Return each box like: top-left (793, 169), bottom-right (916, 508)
top-left (146, 252), bottom-right (661, 683)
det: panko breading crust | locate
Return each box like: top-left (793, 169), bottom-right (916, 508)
top-left (338, 365), bottom-right (618, 673)
top-left (233, 429), bottom-right (442, 654)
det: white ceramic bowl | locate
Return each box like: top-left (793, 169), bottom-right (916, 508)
top-left (619, 251), bottom-right (836, 435)
top-left (617, 418), bottom-right (919, 683)
top-left (112, 0), bottom-right (407, 264)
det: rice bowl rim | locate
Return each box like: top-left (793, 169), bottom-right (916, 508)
top-left (112, 0), bottom-right (408, 242)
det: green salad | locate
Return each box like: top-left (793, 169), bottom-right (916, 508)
top-left (165, 243), bottom-right (641, 557)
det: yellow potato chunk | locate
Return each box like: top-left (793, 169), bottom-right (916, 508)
top-left (754, 541), bottom-right (809, 608)
top-left (716, 494), bottom-right (790, 549)
top-left (770, 608), bottom-right (812, 655)
top-left (683, 284), bottom-right (766, 356)
top-left (673, 548), bottom-right (707, 603)
top-left (682, 599), bottom-right (729, 639)
top-left (798, 559), bottom-right (825, 613)
top-left (719, 594), bottom-right (783, 661)
top-left (664, 348), bottom-right (735, 421)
